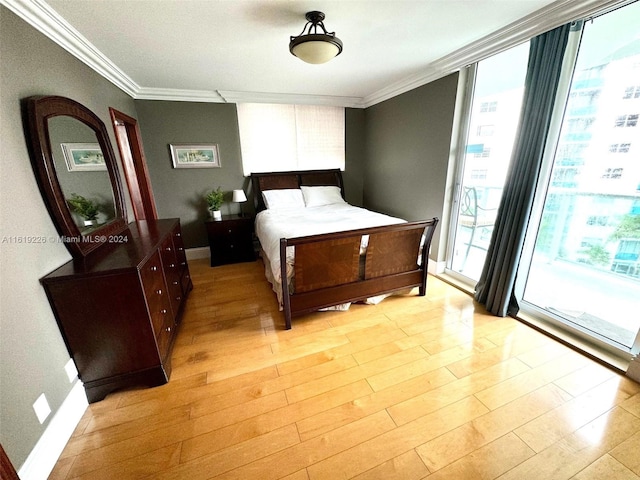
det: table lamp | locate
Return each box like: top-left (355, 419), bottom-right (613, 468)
top-left (232, 189), bottom-right (247, 217)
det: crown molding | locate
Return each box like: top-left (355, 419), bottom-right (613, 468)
top-left (218, 90), bottom-right (365, 108)
top-left (4, 0), bottom-right (630, 109)
top-left (2, 0), bottom-right (139, 97)
top-left (361, 0), bottom-right (630, 108)
top-left (135, 87), bottom-right (225, 103)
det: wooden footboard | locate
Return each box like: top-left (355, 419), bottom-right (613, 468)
top-left (279, 218), bottom-right (439, 329)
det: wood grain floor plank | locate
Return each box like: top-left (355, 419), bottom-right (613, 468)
top-left (621, 392), bottom-right (640, 418)
top-left (350, 449), bottom-right (429, 480)
top-left (387, 357), bottom-right (531, 426)
top-left (49, 259), bottom-right (640, 480)
top-left (296, 367), bottom-right (456, 441)
top-left (306, 396), bottom-right (489, 480)
top-left (209, 410), bottom-right (396, 480)
top-left (514, 375), bottom-right (639, 453)
top-left (496, 407), bottom-right (640, 480)
top-left (415, 383), bottom-right (571, 471)
top-left (421, 432), bottom-right (534, 480)
top-left (610, 431), bottom-right (640, 476)
top-left (180, 380), bottom-right (373, 463)
top-left (571, 454), bottom-right (640, 480)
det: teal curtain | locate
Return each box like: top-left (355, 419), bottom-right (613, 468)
top-left (474, 23), bottom-right (573, 316)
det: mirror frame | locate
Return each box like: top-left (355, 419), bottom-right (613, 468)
top-left (25, 95), bottom-right (128, 258)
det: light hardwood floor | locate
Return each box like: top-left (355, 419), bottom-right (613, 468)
top-left (50, 258), bottom-right (640, 480)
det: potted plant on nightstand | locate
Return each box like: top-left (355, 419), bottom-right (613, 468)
top-left (67, 193), bottom-right (100, 227)
top-left (206, 187), bottom-right (224, 220)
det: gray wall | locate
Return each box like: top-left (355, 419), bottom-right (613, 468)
top-left (134, 100), bottom-right (246, 248)
top-left (0, 7), bottom-right (137, 469)
top-left (134, 102), bottom-right (367, 248)
top-left (344, 108), bottom-right (366, 207)
top-left (363, 74), bottom-right (459, 261)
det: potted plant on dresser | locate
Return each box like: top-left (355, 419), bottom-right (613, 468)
top-left (206, 187), bottom-right (224, 220)
top-left (67, 193), bottom-right (100, 227)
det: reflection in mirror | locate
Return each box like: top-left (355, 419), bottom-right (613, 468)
top-left (25, 95), bottom-right (127, 258)
top-left (48, 116), bottom-right (116, 233)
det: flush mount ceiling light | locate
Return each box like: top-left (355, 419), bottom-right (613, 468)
top-left (289, 11), bottom-right (343, 64)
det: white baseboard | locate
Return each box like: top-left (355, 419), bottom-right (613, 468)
top-left (18, 381), bottom-right (88, 480)
top-left (186, 246), bottom-right (210, 260)
top-left (428, 259), bottom-right (446, 275)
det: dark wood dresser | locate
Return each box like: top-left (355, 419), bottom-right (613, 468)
top-left (205, 214), bottom-right (255, 267)
top-left (41, 218), bottom-right (192, 402)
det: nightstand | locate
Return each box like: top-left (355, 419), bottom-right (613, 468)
top-left (205, 215), bottom-right (255, 267)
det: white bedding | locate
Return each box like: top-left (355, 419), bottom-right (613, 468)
top-left (255, 203), bottom-right (406, 286)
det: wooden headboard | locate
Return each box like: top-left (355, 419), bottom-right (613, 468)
top-left (251, 169), bottom-right (345, 212)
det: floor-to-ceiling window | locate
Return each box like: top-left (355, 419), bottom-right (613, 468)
top-left (447, 1), bottom-right (640, 359)
top-left (447, 43), bottom-right (529, 281)
top-left (521, 2), bottom-right (640, 351)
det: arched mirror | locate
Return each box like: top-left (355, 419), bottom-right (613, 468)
top-left (25, 96), bottom-right (127, 258)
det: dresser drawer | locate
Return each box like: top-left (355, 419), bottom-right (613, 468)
top-left (160, 236), bottom-right (182, 316)
top-left (140, 251), bottom-right (172, 334)
top-left (172, 227), bottom-right (188, 271)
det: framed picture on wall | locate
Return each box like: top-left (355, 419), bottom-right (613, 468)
top-left (61, 143), bottom-right (107, 172)
top-left (170, 144), bottom-right (221, 168)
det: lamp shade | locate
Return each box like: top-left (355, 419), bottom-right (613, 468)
top-left (232, 189), bottom-right (247, 203)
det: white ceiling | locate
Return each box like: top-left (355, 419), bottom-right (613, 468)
top-left (6, 0), bottom-right (624, 107)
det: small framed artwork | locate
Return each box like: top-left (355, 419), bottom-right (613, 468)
top-left (170, 144), bottom-right (221, 169)
top-left (61, 143), bottom-right (106, 172)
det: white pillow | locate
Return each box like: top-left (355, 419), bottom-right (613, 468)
top-left (262, 189), bottom-right (306, 210)
top-left (300, 186), bottom-right (345, 207)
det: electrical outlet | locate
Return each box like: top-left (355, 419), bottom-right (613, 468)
top-left (64, 358), bottom-right (78, 383)
top-left (33, 394), bottom-right (51, 424)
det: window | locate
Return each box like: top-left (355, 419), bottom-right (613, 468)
top-left (470, 169), bottom-right (488, 180)
top-left (609, 143), bottom-right (631, 153)
top-left (237, 103), bottom-right (345, 175)
top-left (602, 167), bottom-right (624, 179)
top-left (479, 101), bottom-right (498, 113)
top-left (622, 86), bottom-right (640, 99)
top-left (476, 125), bottom-right (495, 136)
top-left (447, 42), bottom-right (529, 280)
top-left (615, 114), bottom-right (639, 127)
top-left (473, 147), bottom-right (491, 158)
top-left (447, 1), bottom-right (640, 359)
top-left (522, 2), bottom-right (640, 350)
top-left (586, 215), bottom-right (610, 226)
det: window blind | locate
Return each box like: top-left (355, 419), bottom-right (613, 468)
top-left (237, 103), bottom-right (345, 175)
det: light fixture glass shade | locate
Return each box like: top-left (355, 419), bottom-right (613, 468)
top-left (291, 40), bottom-right (341, 64)
top-left (232, 189), bottom-right (247, 203)
top-left (289, 11), bottom-right (343, 64)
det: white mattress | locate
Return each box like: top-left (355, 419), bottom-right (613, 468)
top-left (255, 203), bottom-right (406, 286)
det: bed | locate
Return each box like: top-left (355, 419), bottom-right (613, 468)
top-left (251, 169), bottom-right (439, 329)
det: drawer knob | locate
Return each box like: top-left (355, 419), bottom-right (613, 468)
top-left (166, 247), bottom-right (172, 252)
top-left (181, 262), bottom-right (186, 266)
top-left (161, 309), bottom-right (167, 314)
top-left (176, 296), bottom-right (181, 301)
top-left (150, 266), bottom-right (158, 272)
top-left (156, 289), bottom-right (163, 295)
top-left (178, 247), bottom-right (184, 251)
top-left (176, 233), bottom-right (181, 237)
top-left (169, 263), bottom-right (176, 268)
top-left (173, 281), bottom-right (179, 285)
top-left (230, 244), bottom-right (234, 249)
top-left (228, 229), bottom-right (232, 233)
top-left (166, 326), bottom-right (172, 333)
